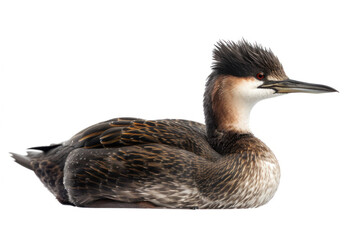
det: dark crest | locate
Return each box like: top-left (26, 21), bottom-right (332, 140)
top-left (211, 40), bottom-right (286, 78)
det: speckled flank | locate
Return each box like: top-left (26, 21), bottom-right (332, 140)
top-left (64, 144), bottom-right (201, 207)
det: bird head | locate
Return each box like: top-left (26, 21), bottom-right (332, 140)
top-left (212, 40), bottom-right (337, 98)
top-left (204, 40), bottom-right (337, 136)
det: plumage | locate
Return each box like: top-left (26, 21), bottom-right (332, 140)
top-left (11, 40), bottom-right (337, 208)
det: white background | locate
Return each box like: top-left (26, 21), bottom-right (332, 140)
top-left (1, 0), bottom-right (359, 239)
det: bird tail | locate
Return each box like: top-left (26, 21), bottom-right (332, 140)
top-left (10, 152), bottom-right (34, 170)
top-left (11, 144), bottom-right (72, 205)
top-left (10, 144), bottom-right (61, 171)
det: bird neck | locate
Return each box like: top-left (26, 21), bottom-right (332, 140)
top-left (204, 74), bottom-right (255, 138)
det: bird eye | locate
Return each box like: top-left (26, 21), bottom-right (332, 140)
top-left (256, 73), bottom-right (265, 80)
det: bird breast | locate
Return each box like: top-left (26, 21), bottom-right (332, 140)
top-left (238, 156), bottom-right (281, 208)
top-left (199, 151), bottom-right (281, 209)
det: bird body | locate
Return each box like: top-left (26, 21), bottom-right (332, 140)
top-left (11, 40), bottom-right (337, 208)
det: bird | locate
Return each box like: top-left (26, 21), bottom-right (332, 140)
top-left (11, 40), bottom-right (337, 209)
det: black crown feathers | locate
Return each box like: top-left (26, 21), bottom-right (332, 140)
top-left (212, 40), bottom-right (287, 79)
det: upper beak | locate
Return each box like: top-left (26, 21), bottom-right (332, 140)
top-left (258, 79), bottom-right (338, 94)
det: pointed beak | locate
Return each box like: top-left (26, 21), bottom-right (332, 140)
top-left (258, 79), bottom-right (338, 94)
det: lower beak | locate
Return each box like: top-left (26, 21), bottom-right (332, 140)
top-left (259, 79), bottom-right (338, 94)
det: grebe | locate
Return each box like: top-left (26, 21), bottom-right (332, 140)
top-left (11, 40), bottom-right (337, 208)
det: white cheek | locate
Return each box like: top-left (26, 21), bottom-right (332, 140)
top-left (227, 78), bottom-right (279, 133)
top-left (233, 79), bottom-right (276, 104)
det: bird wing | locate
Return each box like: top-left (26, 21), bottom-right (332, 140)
top-left (68, 118), bottom-right (218, 160)
top-left (64, 143), bottom-right (207, 207)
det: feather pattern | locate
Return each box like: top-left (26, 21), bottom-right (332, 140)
top-left (15, 117), bottom-right (280, 208)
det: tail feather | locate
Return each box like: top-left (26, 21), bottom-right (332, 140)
top-left (28, 144), bottom-right (62, 153)
top-left (10, 152), bottom-right (33, 170)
